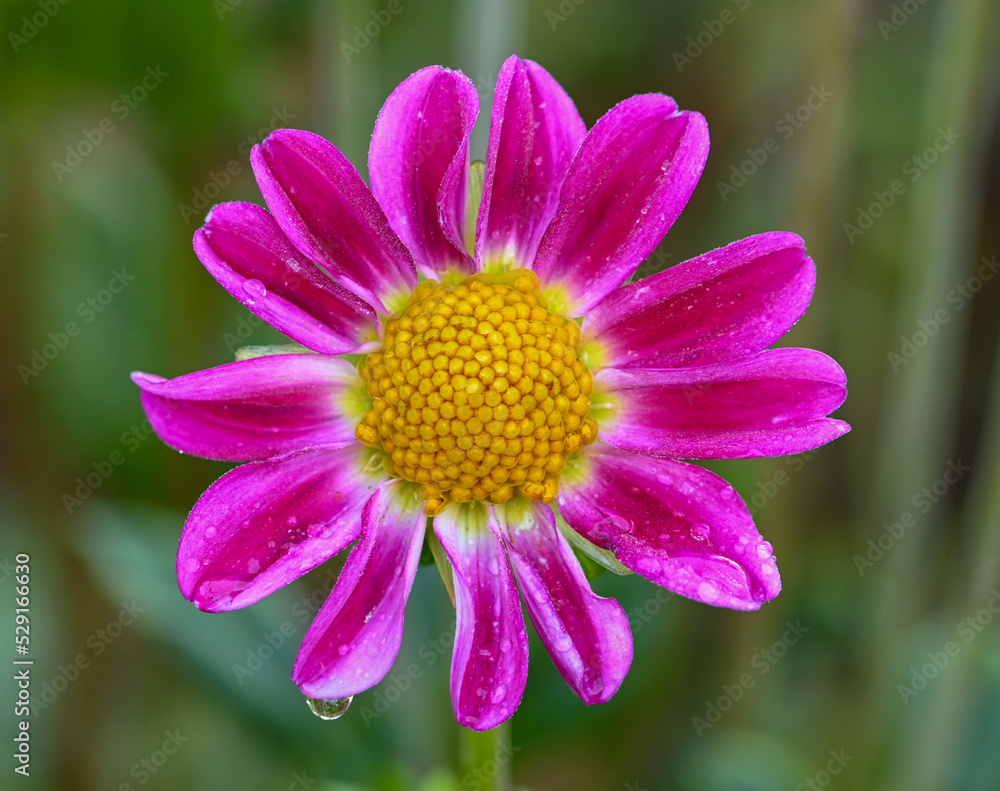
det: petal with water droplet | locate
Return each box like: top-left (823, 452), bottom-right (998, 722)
top-left (558, 441), bottom-right (781, 610)
top-left (179, 443), bottom-right (382, 612)
top-left (497, 499), bottom-right (632, 704)
top-left (292, 479), bottom-right (426, 698)
top-left (433, 501), bottom-right (528, 731)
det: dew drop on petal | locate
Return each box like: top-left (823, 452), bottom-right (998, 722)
top-left (204, 526), bottom-right (217, 539)
top-left (306, 695), bottom-right (353, 720)
top-left (247, 558), bottom-right (260, 575)
top-left (635, 557), bottom-right (660, 576)
top-left (286, 515), bottom-right (298, 527)
top-left (690, 523), bottom-right (711, 542)
top-left (490, 684), bottom-right (507, 704)
top-left (185, 557), bottom-right (200, 573)
top-left (697, 581), bottom-right (719, 603)
top-left (757, 541), bottom-right (773, 559)
top-left (243, 279), bottom-right (267, 300)
top-left (721, 485), bottom-right (735, 500)
top-left (338, 644), bottom-right (351, 656)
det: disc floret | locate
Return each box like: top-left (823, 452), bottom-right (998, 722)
top-left (355, 269), bottom-right (598, 514)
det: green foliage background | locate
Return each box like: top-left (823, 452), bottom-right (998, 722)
top-left (2, 1), bottom-right (999, 789)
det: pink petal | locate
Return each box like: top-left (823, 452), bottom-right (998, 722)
top-left (178, 444), bottom-right (383, 612)
top-left (559, 441), bottom-right (781, 610)
top-left (585, 233), bottom-right (816, 369)
top-left (251, 129), bottom-right (418, 312)
top-left (433, 502), bottom-right (528, 731)
top-left (369, 66), bottom-right (478, 278)
top-left (532, 96), bottom-right (709, 314)
top-left (132, 355), bottom-right (362, 462)
top-left (194, 202), bottom-right (377, 354)
top-left (292, 479), bottom-right (426, 698)
top-left (476, 56), bottom-right (586, 270)
top-left (496, 499), bottom-right (632, 704)
top-left (597, 348), bottom-right (850, 458)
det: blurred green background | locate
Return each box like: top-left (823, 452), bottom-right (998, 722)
top-left (3, 0), bottom-right (1000, 789)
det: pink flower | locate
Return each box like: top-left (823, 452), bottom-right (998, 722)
top-left (133, 56), bottom-right (848, 730)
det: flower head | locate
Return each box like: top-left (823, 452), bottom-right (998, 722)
top-left (134, 55), bottom-right (848, 730)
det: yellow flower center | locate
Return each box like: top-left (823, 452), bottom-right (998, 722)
top-left (355, 269), bottom-right (598, 515)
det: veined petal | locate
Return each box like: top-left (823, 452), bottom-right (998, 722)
top-left (178, 443), bottom-right (383, 612)
top-left (369, 66), bottom-right (478, 278)
top-left (132, 355), bottom-right (365, 462)
top-left (251, 129), bottom-right (418, 313)
top-left (597, 348), bottom-right (850, 459)
top-left (585, 233), bottom-right (816, 369)
top-left (559, 442), bottom-right (780, 610)
top-left (292, 479), bottom-right (426, 698)
top-left (433, 502), bottom-right (528, 731)
top-left (532, 96), bottom-right (709, 314)
top-left (476, 55), bottom-right (586, 272)
top-left (194, 202), bottom-right (377, 354)
top-left (497, 498), bottom-right (632, 704)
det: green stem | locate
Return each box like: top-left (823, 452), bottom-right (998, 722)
top-left (460, 720), bottom-right (512, 791)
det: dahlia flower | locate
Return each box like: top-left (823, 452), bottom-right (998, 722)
top-left (133, 55), bottom-right (848, 730)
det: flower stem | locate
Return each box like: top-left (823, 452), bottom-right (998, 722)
top-left (460, 721), bottom-right (512, 791)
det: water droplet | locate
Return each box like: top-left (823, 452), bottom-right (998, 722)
top-left (490, 684), bottom-right (507, 704)
top-left (488, 556), bottom-right (500, 576)
top-left (185, 558), bottom-right (200, 573)
top-left (338, 644), bottom-right (351, 656)
top-left (554, 635), bottom-right (573, 652)
top-left (635, 557), bottom-right (660, 576)
top-left (533, 155), bottom-right (543, 165)
top-left (306, 695), bottom-right (353, 720)
top-left (697, 580), bottom-right (719, 602)
top-left (243, 279), bottom-right (267, 300)
top-left (757, 541), bottom-right (773, 559)
top-left (501, 639), bottom-right (512, 652)
top-left (286, 515), bottom-right (298, 527)
top-left (205, 526), bottom-right (217, 539)
top-left (247, 558), bottom-right (260, 574)
top-left (690, 523), bottom-right (711, 542)
top-left (195, 575), bottom-right (248, 608)
top-left (721, 485), bottom-right (735, 500)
